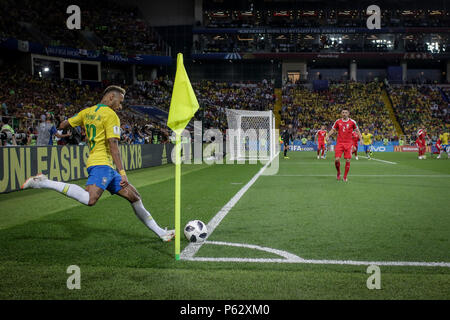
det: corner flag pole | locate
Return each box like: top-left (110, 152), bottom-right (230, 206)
top-left (167, 53), bottom-right (199, 260)
top-left (175, 133), bottom-right (181, 260)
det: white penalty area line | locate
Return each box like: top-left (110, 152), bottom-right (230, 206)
top-left (360, 156), bottom-right (397, 164)
top-left (181, 241), bottom-right (450, 268)
top-left (180, 152), bottom-right (280, 260)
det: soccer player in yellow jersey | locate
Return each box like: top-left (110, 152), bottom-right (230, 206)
top-left (438, 130), bottom-right (449, 159)
top-left (22, 86), bottom-right (175, 242)
top-left (361, 128), bottom-right (373, 159)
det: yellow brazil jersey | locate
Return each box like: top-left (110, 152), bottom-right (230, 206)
top-left (362, 133), bottom-right (373, 145)
top-left (68, 104), bottom-right (121, 169)
top-left (440, 132), bottom-right (449, 145)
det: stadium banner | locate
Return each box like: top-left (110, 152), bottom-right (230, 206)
top-left (394, 146), bottom-right (431, 152)
top-left (191, 52), bottom-right (450, 61)
top-left (0, 38), bottom-right (172, 66)
top-left (283, 141), bottom-right (400, 152)
top-left (357, 145), bottom-right (394, 152)
top-left (192, 27), bottom-right (450, 35)
top-left (288, 145), bottom-right (315, 151)
top-left (0, 144), bottom-right (174, 193)
top-left (283, 140), bottom-right (317, 151)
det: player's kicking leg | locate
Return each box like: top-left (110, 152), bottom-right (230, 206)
top-left (22, 170), bottom-right (174, 242)
top-left (117, 183), bottom-right (175, 242)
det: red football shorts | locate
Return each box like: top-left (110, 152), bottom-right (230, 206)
top-left (318, 142), bottom-right (325, 150)
top-left (418, 146), bottom-right (426, 155)
top-left (335, 143), bottom-right (353, 159)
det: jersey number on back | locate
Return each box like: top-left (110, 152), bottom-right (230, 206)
top-left (85, 124), bottom-right (97, 151)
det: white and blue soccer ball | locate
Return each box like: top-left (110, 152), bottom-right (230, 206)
top-left (184, 220), bottom-right (208, 243)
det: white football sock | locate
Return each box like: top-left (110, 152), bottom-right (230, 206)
top-left (131, 200), bottom-right (166, 237)
top-left (38, 180), bottom-right (90, 205)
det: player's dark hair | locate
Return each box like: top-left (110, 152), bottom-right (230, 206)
top-left (103, 85), bottom-right (126, 96)
top-left (341, 108), bottom-right (349, 112)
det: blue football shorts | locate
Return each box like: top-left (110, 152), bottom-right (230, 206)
top-left (86, 165), bottom-right (122, 194)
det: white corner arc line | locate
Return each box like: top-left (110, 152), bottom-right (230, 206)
top-left (205, 241), bottom-right (304, 261)
top-left (180, 152), bottom-right (279, 260)
top-left (182, 241), bottom-right (450, 268)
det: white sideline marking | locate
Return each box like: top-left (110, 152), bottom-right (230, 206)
top-left (272, 174), bottom-right (450, 178)
top-left (180, 152), bottom-right (279, 260)
top-left (360, 156), bottom-right (397, 164)
top-left (182, 241), bottom-right (450, 268)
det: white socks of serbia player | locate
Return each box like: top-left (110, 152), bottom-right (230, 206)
top-left (131, 200), bottom-right (166, 237)
top-left (37, 179), bottom-right (90, 205)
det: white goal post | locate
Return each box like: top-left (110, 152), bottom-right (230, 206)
top-left (225, 109), bottom-right (277, 161)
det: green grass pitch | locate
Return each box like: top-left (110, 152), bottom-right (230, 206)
top-left (0, 152), bottom-right (449, 299)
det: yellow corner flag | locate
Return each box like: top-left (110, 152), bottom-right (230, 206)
top-left (167, 53), bottom-right (199, 260)
top-left (168, 53), bottom-right (199, 135)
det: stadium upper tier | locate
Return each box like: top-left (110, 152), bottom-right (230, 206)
top-left (0, 0), bottom-right (168, 56)
top-left (201, 7), bottom-right (450, 29)
top-left (194, 7), bottom-right (450, 55)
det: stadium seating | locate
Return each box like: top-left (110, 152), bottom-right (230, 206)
top-left (1, 64), bottom-right (447, 146)
top-left (0, 0), bottom-right (165, 56)
top-left (388, 84), bottom-right (450, 139)
top-left (281, 82), bottom-right (396, 142)
top-left (0, 66), bottom-right (169, 145)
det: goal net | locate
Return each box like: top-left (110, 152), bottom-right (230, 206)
top-left (225, 109), bottom-right (276, 161)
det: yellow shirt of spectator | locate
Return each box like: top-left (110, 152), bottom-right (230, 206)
top-left (362, 133), bottom-right (373, 145)
top-left (68, 104), bottom-right (121, 169)
top-left (440, 132), bottom-right (449, 145)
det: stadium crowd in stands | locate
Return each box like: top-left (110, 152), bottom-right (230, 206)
top-left (388, 84), bottom-right (450, 139)
top-left (193, 80), bottom-right (275, 132)
top-left (1, 65), bottom-right (448, 147)
top-left (0, 67), bottom-right (170, 146)
top-left (0, 0), bottom-right (165, 56)
top-left (281, 81), bottom-right (397, 142)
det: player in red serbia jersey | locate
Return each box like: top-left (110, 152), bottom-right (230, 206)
top-left (325, 109), bottom-right (363, 182)
top-left (315, 125), bottom-right (327, 159)
top-left (416, 129), bottom-right (427, 160)
top-left (351, 130), bottom-right (359, 160)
